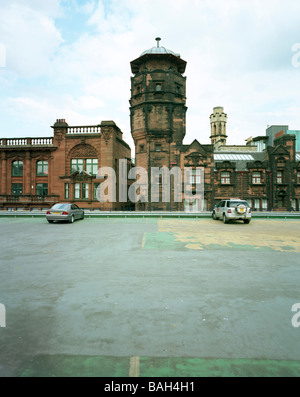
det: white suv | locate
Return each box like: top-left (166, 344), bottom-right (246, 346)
top-left (212, 199), bottom-right (251, 224)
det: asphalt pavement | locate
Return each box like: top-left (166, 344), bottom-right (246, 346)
top-left (0, 217), bottom-right (299, 377)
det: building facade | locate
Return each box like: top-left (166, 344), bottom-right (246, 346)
top-left (0, 120), bottom-right (132, 211)
top-left (0, 39), bottom-right (299, 212)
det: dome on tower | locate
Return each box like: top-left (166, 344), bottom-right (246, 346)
top-left (140, 38), bottom-right (181, 57)
top-left (130, 38), bottom-right (186, 74)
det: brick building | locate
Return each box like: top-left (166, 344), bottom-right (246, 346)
top-left (0, 38), bottom-right (299, 212)
top-left (130, 38), bottom-right (300, 212)
top-left (0, 120), bottom-right (132, 211)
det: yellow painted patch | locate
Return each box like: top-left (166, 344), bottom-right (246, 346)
top-left (157, 219), bottom-right (300, 252)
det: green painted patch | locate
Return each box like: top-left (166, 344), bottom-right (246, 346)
top-left (139, 357), bottom-right (300, 377)
top-left (19, 355), bottom-right (129, 377)
top-left (280, 245), bottom-right (295, 251)
top-left (18, 355), bottom-right (300, 377)
top-left (143, 232), bottom-right (181, 249)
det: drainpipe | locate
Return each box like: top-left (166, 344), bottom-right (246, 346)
top-left (240, 172), bottom-right (244, 199)
top-left (268, 171), bottom-right (272, 211)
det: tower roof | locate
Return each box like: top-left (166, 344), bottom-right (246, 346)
top-left (140, 37), bottom-right (180, 57)
top-left (131, 38), bottom-right (186, 74)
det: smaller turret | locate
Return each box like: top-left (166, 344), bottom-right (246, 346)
top-left (210, 107), bottom-right (228, 147)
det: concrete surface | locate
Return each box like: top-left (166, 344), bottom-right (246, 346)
top-left (0, 217), bottom-right (299, 377)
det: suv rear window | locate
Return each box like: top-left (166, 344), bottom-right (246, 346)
top-left (229, 201), bottom-right (249, 207)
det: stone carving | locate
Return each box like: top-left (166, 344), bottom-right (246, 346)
top-left (68, 144), bottom-right (97, 158)
top-left (101, 128), bottom-right (111, 144)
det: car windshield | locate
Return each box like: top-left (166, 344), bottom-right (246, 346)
top-left (229, 201), bottom-right (249, 207)
top-left (51, 204), bottom-right (70, 210)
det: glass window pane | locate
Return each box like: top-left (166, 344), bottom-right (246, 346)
top-left (74, 183), bottom-right (81, 199)
top-left (82, 183), bottom-right (89, 199)
top-left (65, 183), bottom-right (69, 199)
top-left (36, 160), bottom-right (48, 175)
top-left (86, 159), bottom-right (98, 175)
top-left (36, 183), bottom-right (48, 196)
top-left (12, 161), bottom-right (23, 176)
top-left (11, 183), bottom-right (23, 195)
top-left (71, 159), bottom-right (84, 173)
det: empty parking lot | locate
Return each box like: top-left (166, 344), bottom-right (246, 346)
top-left (0, 216), bottom-right (299, 377)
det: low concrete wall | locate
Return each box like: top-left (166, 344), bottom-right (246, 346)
top-left (0, 210), bottom-right (300, 219)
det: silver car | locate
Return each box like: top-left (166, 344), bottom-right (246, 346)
top-left (212, 199), bottom-right (251, 224)
top-left (46, 203), bottom-right (84, 223)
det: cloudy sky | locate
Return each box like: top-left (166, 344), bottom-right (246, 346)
top-left (0, 0), bottom-right (300, 153)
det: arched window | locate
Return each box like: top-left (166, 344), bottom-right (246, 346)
top-left (12, 160), bottom-right (23, 176)
top-left (36, 160), bottom-right (48, 176)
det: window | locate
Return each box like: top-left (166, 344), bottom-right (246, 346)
top-left (252, 171), bottom-right (261, 184)
top-left (82, 183), bottom-right (89, 199)
top-left (94, 183), bottom-right (100, 199)
top-left (12, 160), bottom-right (23, 176)
top-left (139, 144), bottom-right (145, 153)
top-left (254, 199), bottom-right (260, 210)
top-left (11, 183), bottom-right (23, 196)
top-left (65, 183), bottom-right (70, 199)
top-left (155, 143), bottom-right (162, 152)
top-left (221, 171), bottom-right (231, 184)
top-left (189, 169), bottom-right (202, 185)
top-left (36, 183), bottom-right (48, 196)
top-left (155, 83), bottom-right (162, 92)
top-left (71, 159), bottom-right (84, 173)
top-left (36, 160), bottom-right (48, 176)
top-left (277, 171), bottom-right (283, 184)
top-left (74, 183), bottom-right (81, 199)
top-left (262, 199), bottom-right (268, 210)
top-left (86, 159), bottom-right (98, 175)
top-left (297, 171), bottom-right (300, 184)
top-left (175, 84), bottom-right (181, 94)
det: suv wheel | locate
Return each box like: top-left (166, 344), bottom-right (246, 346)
top-left (212, 211), bottom-right (217, 220)
top-left (223, 214), bottom-right (229, 224)
top-left (244, 219), bottom-right (250, 224)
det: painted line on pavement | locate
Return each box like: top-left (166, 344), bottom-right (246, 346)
top-left (129, 356), bottom-right (140, 377)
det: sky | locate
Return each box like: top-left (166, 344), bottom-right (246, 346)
top-left (0, 0), bottom-right (300, 154)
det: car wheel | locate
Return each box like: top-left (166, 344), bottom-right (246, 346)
top-left (223, 214), bottom-right (229, 224)
top-left (244, 219), bottom-right (250, 224)
top-left (47, 220), bottom-right (54, 224)
top-left (69, 215), bottom-right (74, 223)
top-left (212, 211), bottom-right (217, 220)
top-left (81, 213), bottom-right (85, 220)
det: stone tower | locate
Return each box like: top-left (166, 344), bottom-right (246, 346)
top-left (129, 38), bottom-right (187, 209)
top-left (210, 106), bottom-right (228, 147)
